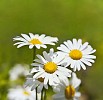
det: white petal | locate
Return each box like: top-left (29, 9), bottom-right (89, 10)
top-left (74, 92), bottom-right (81, 97)
top-left (67, 40), bottom-right (73, 49)
top-left (29, 33), bottom-right (35, 39)
top-left (77, 39), bottom-right (82, 49)
top-left (35, 45), bottom-right (41, 49)
top-left (40, 44), bottom-right (47, 48)
top-left (44, 84), bottom-right (48, 89)
top-left (78, 60), bottom-right (86, 70)
top-left (44, 74), bottom-right (49, 85)
top-left (14, 42), bottom-right (28, 45)
top-left (13, 37), bottom-right (27, 42)
top-left (52, 74), bottom-right (60, 83)
top-left (43, 51), bottom-right (52, 62)
top-left (34, 34), bottom-right (39, 38)
top-left (33, 71), bottom-right (44, 79)
top-left (17, 43), bottom-right (28, 48)
top-left (80, 42), bottom-right (88, 51)
top-left (21, 34), bottom-right (31, 40)
top-left (49, 75), bottom-right (54, 86)
top-left (70, 60), bottom-right (76, 68)
top-left (53, 53), bottom-right (65, 64)
top-left (37, 83), bottom-right (43, 93)
top-left (31, 68), bottom-right (39, 73)
top-left (31, 63), bottom-right (43, 67)
top-left (83, 55), bottom-right (96, 59)
top-left (64, 41), bottom-right (72, 50)
top-left (34, 59), bottom-right (44, 64)
top-left (81, 58), bottom-right (92, 66)
top-left (73, 38), bottom-right (78, 49)
top-left (39, 34), bottom-right (46, 40)
top-left (53, 94), bottom-right (65, 100)
top-left (29, 45), bottom-right (34, 49)
top-left (31, 84), bottom-right (38, 91)
top-left (36, 55), bottom-right (47, 63)
top-left (76, 61), bottom-right (81, 71)
top-left (71, 73), bottom-right (81, 88)
top-left (58, 44), bottom-right (69, 53)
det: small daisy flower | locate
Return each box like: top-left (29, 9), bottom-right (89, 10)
top-left (30, 48), bottom-right (72, 89)
top-left (25, 74), bottom-right (48, 93)
top-left (57, 39), bottom-right (96, 71)
top-left (8, 86), bottom-right (36, 100)
top-left (13, 33), bottom-right (58, 49)
top-left (9, 64), bottom-right (29, 81)
top-left (53, 73), bottom-right (81, 100)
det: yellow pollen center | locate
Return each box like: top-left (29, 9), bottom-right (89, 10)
top-left (38, 77), bottom-right (44, 82)
top-left (65, 85), bottom-right (75, 99)
top-left (69, 49), bottom-right (82, 60)
top-left (23, 91), bottom-right (30, 96)
top-left (29, 39), bottom-right (42, 45)
top-left (44, 62), bottom-right (57, 74)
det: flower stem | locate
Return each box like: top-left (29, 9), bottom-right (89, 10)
top-left (33, 46), bottom-right (36, 60)
top-left (36, 87), bottom-right (38, 100)
top-left (41, 88), bottom-right (44, 100)
top-left (44, 88), bottom-right (47, 100)
top-left (33, 46), bottom-right (37, 100)
top-left (41, 88), bottom-right (47, 100)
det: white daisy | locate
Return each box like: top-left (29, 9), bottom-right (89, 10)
top-left (30, 48), bottom-right (72, 89)
top-left (13, 33), bottom-right (58, 49)
top-left (9, 64), bottom-right (29, 81)
top-left (25, 74), bottom-right (48, 93)
top-left (53, 72), bottom-right (81, 100)
top-left (57, 39), bottom-right (96, 71)
top-left (8, 86), bottom-right (36, 100)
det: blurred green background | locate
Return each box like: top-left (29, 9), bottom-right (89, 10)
top-left (0, 0), bottom-right (103, 100)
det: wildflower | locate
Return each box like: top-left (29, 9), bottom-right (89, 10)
top-left (57, 39), bottom-right (96, 71)
top-left (29, 49), bottom-right (72, 90)
top-left (13, 33), bottom-right (58, 49)
top-left (53, 73), bottom-right (81, 100)
top-left (9, 64), bottom-right (29, 81)
top-left (25, 74), bottom-right (48, 93)
top-left (8, 86), bottom-right (36, 100)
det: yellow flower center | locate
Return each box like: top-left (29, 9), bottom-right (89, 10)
top-left (69, 49), bottom-right (82, 60)
top-left (29, 39), bottom-right (42, 45)
top-left (44, 62), bottom-right (57, 74)
top-left (38, 77), bottom-right (44, 82)
top-left (23, 91), bottom-right (30, 96)
top-left (65, 85), bottom-right (75, 99)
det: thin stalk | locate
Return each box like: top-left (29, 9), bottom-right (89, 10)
top-left (33, 46), bottom-right (38, 100)
top-left (33, 46), bottom-right (36, 60)
top-left (41, 88), bottom-right (44, 100)
top-left (44, 88), bottom-right (47, 100)
top-left (36, 87), bottom-right (38, 100)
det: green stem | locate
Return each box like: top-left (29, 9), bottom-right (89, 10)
top-left (33, 46), bottom-right (37, 100)
top-left (41, 88), bottom-right (44, 100)
top-left (33, 46), bottom-right (36, 60)
top-left (41, 88), bottom-right (47, 100)
top-left (36, 87), bottom-right (38, 100)
top-left (44, 88), bottom-right (47, 100)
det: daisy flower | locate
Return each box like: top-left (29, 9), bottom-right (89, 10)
top-left (13, 33), bottom-right (58, 49)
top-left (57, 39), bottom-right (96, 71)
top-left (30, 48), bottom-right (72, 89)
top-left (9, 64), bottom-right (29, 81)
top-left (25, 74), bottom-right (48, 93)
top-left (8, 86), bottom-right (36, 100)
top-left (53, 73), bottom-right (81, 100)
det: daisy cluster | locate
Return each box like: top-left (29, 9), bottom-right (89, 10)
top-left (8, 64), bottom-right (39, 100)
top-left (13, 33), bottom-right (96, 100)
